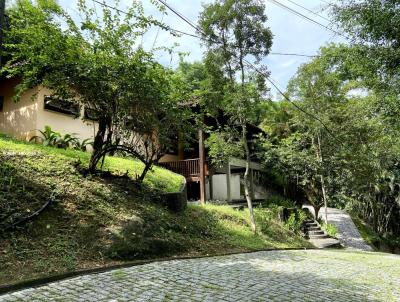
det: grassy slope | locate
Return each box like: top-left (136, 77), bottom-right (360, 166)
top-left (0, 134), bottom-right (310, 286)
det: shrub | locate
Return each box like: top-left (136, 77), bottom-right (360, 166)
top-left (284, 209), bottom-right (308, 233)
top-left (321, 223), bottom-right (338, 238)
top-left (30, 125), bottom-right (92, 151)
top-left (262, 195), bottom-right (296, 208)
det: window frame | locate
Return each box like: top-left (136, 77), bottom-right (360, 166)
top-left (44, 96), bottom-right (80, 117)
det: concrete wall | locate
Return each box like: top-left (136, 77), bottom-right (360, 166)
top-left (0, 78), bottom-right (38, 140)
top-left (0, 81), bottom-right (98, 144)
top-left (208, 174), bottom-right (241, 201)
top-left (36, 86), bottom-right (97, 141)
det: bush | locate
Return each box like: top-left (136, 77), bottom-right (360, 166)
top-left (321, 223), bottom-right (338, 238)
top-left (262, 195), bottom-right (296, 208)
top-left (255, 207), bottom-right (281, 233)
top-left (284, 209), bottom-right (308, 233)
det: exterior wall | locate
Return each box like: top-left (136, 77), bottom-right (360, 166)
top-left (208, 174), bottom-right (241, 201)
top-left (0, 81), bottom-right (98, 145)
top-left (159, 154), bottom-right (180, 163)
top-left (0, 78), bottom-right (38, 140)
top-left (36, 86), bottom-right (97, 141)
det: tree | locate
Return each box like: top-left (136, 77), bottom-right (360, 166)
top-left (199, 0), bottom-right (273, 232)
top-left (331, 0), bottom-right (400, 130)
top-left (3, 0), bottom-right (189, 180)
top-left (263, 44), bottom-right (400, 236)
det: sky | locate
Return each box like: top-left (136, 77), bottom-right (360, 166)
top-left (58, 0), bottom-right (345, 99)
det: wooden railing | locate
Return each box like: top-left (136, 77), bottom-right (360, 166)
top-left (159, 158), bottom-right (201, 178)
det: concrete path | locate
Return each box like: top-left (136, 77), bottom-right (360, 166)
top-left (1, 250), bottom-right (399, 302)
top-left (303, 206), bottom-right (373, 251)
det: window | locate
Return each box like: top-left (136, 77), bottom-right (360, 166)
top-left (83, 107), bottom-right (100, 121)
top-left (44, 96), bottom-right (80, 117)
top-left (0, 96), bottom-right (4, 111)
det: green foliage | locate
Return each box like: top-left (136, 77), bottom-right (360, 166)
top-left (284, 210), bottom-right (307, 234)
top-left (29, 125), bottom-right (93, 151)
top-left (3, 0), bottom-right (192, 178)
top-left (321, 223), bottom-right (338, 238)
top-left (205, 131), bottom-right (243, 168)
top-left (262, 195), bottom-right (296, 208)
top-left (262, 42), bottom-right (400, 236)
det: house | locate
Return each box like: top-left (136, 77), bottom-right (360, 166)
top-left (158, 111), bottom-right (270, 204)
top-left (0, 78), bottom-right (270, 203)
top-left (0, 77), bottom-right (97, 142)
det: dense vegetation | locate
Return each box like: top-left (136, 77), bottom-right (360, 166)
top-left (261, 0), bottom-right (400, 250)
top-left (0, 135), bottom-right (309, 285)
top-left (3, 0), bottom-right (193, 179)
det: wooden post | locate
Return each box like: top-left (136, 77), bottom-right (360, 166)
top-left (198, 129), bottom-right (206, 205)
top-left (226, 162), bottom-right (232, 202)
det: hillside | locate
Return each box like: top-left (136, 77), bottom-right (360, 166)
top-left (0, 134), bottom-right (311, 286)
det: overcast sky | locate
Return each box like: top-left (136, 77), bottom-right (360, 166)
top-left (58, 0), bottom-right (345, 99)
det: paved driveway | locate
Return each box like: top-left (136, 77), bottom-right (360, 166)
top-left (1, 249), bottom-right (399, 302)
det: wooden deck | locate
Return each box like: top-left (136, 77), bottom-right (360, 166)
top-left (158, 158), bottom-right (207, 181)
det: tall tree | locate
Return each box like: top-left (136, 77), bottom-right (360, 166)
top-left (199, 0), bottom-right (272, 232)
top-left (331, 0), bottom-right (400, 130)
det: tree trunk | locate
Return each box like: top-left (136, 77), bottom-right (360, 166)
top-left (242, 124), bottom-right (256, 233)
top-left (89, 116), bottom-right (108, 173)
top-left (314, 205), bottom-right (321, 220)
top-left (317, 134), bottom-right (328, 223)
top-left (138, 162), bottom-right (152, 183)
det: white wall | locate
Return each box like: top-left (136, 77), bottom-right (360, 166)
top-left (208, 174), bottom-right (241, 201)
top-left (0, 78), bottom-right (38, 140)
top-left (205, 173), bottom-right (271, 201)
top-left (36, 86), bottom-right (97, 141)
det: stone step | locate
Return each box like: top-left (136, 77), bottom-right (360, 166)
top-left (305, 222), bottom-right (318, 227)
top-left (308, 233), bottom-right (329, 239)
top-left (305, 226), bottom-right (321, 231)
top-left (309, 238), bottom-right (342, 249)
top-left (307, 230), bottom-right (325, 235)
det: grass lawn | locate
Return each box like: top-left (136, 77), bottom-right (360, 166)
top-left (0, 134), bottom-right (311, 286)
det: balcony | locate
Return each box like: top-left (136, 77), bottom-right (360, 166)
top-left (159, 158), bottom-right (207, 181)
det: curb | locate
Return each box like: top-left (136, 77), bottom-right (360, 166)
top-left (0, 247), bottom-right (317, 296)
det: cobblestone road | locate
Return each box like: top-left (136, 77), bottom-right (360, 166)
top-left (1, 249), bottom-right (399, 302)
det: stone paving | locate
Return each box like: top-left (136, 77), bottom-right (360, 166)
top-left (303, 206), bottom-right (373, 251)
top-left (321, 207), bottom-right (373, 251)
top-left (1, 249), bottom-right (399, 302)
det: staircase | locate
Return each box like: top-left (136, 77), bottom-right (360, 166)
top-left (304, 219), bottom-right (328, 239)
top-left (303, 219), bottom-right (342, 248)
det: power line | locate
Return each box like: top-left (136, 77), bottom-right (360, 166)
top-left (266, 0), bottom-right (349, 40)
top-left (284, 0), bottom-right (331, 23)
top-left (154, 0), bottom-right (344, 145)
top-left (92, 0), bottom-right (316, 58)
top-left (90, 0), bottom-right (344, 145)
top-left (152, 2), bottom-right (166, 49)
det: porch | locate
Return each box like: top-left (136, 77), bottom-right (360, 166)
top-left (158, 158), bottom-right (209, 182)
top-left (158, 157), bottom-right (266, 202)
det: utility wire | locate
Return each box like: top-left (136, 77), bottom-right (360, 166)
top-left (154, 0), bottom-right (344, 145)
top-left (92, 0), bottom-right (316, 58)
top-left (266, 0), bottom-right (349, 40)
top-left (91, 0), bottom-right (342, 144)
top-left (284, 0), bottom-right (331, 23)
